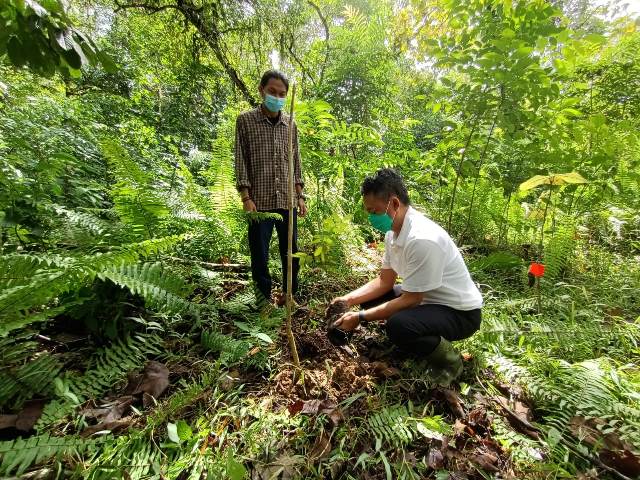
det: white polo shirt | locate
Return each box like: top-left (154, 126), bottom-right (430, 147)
top-left (382, 207), bottom-right (483, 311)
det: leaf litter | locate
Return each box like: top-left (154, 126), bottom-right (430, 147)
top-left (80, 360), bottom-right (170, 436)
top-left (10, 295), bottom-right (636, 479)
top-left (259, 304), bottom-right (528, 478)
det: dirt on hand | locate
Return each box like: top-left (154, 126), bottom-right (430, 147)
top-left (324, 300), bottom-right (351, 346)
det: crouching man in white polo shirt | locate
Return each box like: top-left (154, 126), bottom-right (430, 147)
top-left (331, 168), bottom-right (483, 385)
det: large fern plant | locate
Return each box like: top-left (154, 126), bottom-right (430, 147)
top-left (0, 235), bottom-right (191, 336)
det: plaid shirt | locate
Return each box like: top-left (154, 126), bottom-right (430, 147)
top-left (234, 106), bottom-right (304, 211)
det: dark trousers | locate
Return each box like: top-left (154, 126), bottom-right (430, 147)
top-left (247, 209), bottom-right (299, 300)
top-left (362, 288), bottom-right (481, 356)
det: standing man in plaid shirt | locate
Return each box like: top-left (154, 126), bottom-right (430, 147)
top-left (234, 70), bottom-right (307, 306)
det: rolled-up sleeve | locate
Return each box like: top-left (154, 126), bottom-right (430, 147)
top-left (293, 122), bottom-right (304, 187)
top-left (234, 116), bottom-right (251, 190)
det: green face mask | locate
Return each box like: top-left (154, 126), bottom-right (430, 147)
top-left (368, 199), bottom-right (395, 233)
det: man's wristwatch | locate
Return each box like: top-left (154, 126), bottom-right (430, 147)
top-left (297, 193), bottom-right (306, 201)
top-left (358, 310), bottom-right (366, 322)
top-left (241, 197), bottom-right (251, 203)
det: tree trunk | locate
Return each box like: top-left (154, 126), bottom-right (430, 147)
top-left (178, 1), bottom-right (257, 106)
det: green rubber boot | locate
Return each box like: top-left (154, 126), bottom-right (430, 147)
top-left (425, 337), bottom-right (463, 386)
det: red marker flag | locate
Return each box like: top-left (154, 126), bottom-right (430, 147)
top-left (528, 262), bottom-right (545, 278)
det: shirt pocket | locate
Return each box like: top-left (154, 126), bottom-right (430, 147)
top-left (278, 126), bottom-right (291, 159)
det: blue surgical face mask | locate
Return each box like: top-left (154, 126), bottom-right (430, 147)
top-left (368, 199), bottom-right (396, 233)
top-left (264, 94), bottom-right (286, 112)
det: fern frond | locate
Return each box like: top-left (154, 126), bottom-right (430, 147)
top-left (84, 434), bottom-right (160, 480)
top-left (0, 336), bottom-right (63, 409)
top-left (0, 253), bottom-right (71, 289)
top-left (221, 288), bottom-right (263, 315)
top-left (493, 354), bottom-right (640, 449)
top-left (204, 123), bottom-right (237, 211)
top-left (37, 334), bottom-right (163, 430)
top-left (90, 234), bottom-right (190, 270)
top-left (201, 329), bottom-right (251, 366)
top-left (0, 235), bottom-right (188, 336)
top-left (99, 262), bottom-right (195, 314)
top-left (101, 138), bottom-right (171, 237)
top-left (245, 211), bottom-right (284, 225)
top-left (0, 433), bottom-right (103, 477)
top-left (368, 405), bottom-right (415, 446)
top-left (51, 204), bottom-right (111, 236)
top-left (475, 312), bottom-right (521, 343)
top-left (0, 267), bottom-right (91, 336)
top-left (110, 181), bottom-right (170, 237)
top-left (100, 138), bottom-right (150, 185)
top-left (544, 222), bottom-right (576, 281)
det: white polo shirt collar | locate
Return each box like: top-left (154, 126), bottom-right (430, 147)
top-left (389, 206), bottom-right (414, 248)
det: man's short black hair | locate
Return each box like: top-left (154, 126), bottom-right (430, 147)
top-left (260, 70), bottom-right (289, 91)
top-left (361, 168), bottom-right (410, 204)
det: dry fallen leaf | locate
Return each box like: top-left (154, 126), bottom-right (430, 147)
top-left (453, 419), bottom-right (467, 437)
top-left (308, 430), bottom-right (332, 460)
top-left (287, 400), bottom-right (304, 416)
top-left (252, 452), bottom-right (303, 480)
top-left (599, 449), bottom-right (640, 478)
top-left (427, 448), bottom-right (445, 469)
top-left (0, 415), bottom-right (18, 430)
top-left (493, 396), bottom-right (540, 440)
top-left (494, 381), bottom-right (524, 399)
top-left (124, 361), bottom-right (170, 407)
top-left (81, 418), bottom-right (132, 437)
top-left (470, 451), bottom-right (500, 472)
top-left (301, 399), bottom-right (323, 415)
top-left (448, 473), bottom-right (470, 480)
top-left (370, 361), bottom-right (401, 379)
top-left (569, 416), bottom-right (630, 451)
top-left (80, 396), bottom-right (134, 436)
top-left (513, 399), bottom-right (532, 422)
top-left (289, 398), bottom-right (344, 427)
top-left (442, 388), bottom-right (465, 418)
top-left (0, 400), bottom-right (45, 432)
top-left (568, 416), bottom-right (640, 477)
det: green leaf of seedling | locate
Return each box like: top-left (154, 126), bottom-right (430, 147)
top-left (167, 422), bottom-right (181, 443)
top-left (379, 450), bottom-right (392, 480)
top-left (356, 452), bottom-right (370, 469)
top-left (226, 449), bottom-right (247, 480)
top-left (176, 420), bottom-right (193, 441)
top-left (234, 321), bottom-right (251, 333)
top-left (252, 332), bottom-right (273, 344)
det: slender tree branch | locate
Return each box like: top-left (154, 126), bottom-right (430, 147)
top-left (114, 0), bottom-right (258, 106)
top-left (307, 0), bottom-right (330, 87)
top-left (114, 0), bottom-right (179, 13)
top-left (288, 34), bottom-right (317, 87)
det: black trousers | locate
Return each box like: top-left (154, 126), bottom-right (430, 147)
top-left (362, 288), bottom-right (481, 356)
top-left (247, 209), bottom-right (299, 300)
